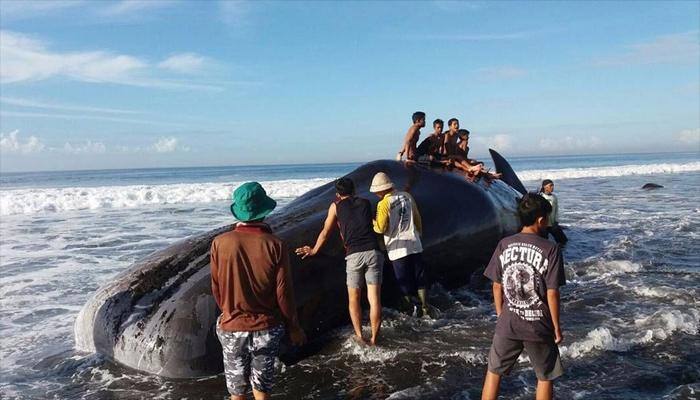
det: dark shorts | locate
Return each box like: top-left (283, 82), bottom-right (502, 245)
top-left (487, 334), bottom-right (564, 381)
top-left (216, 320), bottom-right (285, 396)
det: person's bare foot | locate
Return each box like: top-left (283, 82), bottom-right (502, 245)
top-left (352, 335), bottom-right (367, 345)
top-left (369, 337), bottom-right (378, 346)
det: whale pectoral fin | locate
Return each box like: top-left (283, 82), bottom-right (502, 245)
top-left (489, 149), bottom-right (528, 195)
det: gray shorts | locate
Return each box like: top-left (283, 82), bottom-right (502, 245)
top-left (487, 334), bottom-right (564, 381)
top-left (216, 320), bottom-right (285, 396)
top-left (345, 249), bottom-right (384, 288)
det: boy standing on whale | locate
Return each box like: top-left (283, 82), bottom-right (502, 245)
top-left (397, 111), bottom-right (426, 162)
top-left (481, 193), bottom-right (566, 400)
top-left (211, 182), bottom-right (306, 400)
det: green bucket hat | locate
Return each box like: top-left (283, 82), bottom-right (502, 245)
top-left (230, 182), bottom-right (277, 222)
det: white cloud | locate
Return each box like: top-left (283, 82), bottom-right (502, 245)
top-left (0, 97), bottom-right (139, 115)
top-left (0, 1), bottom-right (86, 19)
top-left (158, 53), bottom-right (208, 74)
top-left (0, 30), bottom-right (146, 84)
top-left (478, 66), bottom-right (527, 80)
top-left (152, 137), bottom-right (189, 153)
top-left (0, 30), bottom-right (220, 90)
top-left (677, 128), bottom-right (700, 145)
top-left (219, 0), bottom-right (252, 26)
top-left (0, 130), bottom-right (45, 154)
top-left (63, 141), bottom-right (107, 154)
top-left (593, 31), bottom-right (700, 67)
top-left (538, 136), bottom-right (602, 153)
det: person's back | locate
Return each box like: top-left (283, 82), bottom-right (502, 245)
top-left (382, 190), bottom-right (423, 259)
top-left (211, 224), bottom-right (294, 332)
top-left (335, 196), bottom-right (378, 255)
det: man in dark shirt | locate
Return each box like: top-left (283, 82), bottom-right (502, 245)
top-left (211, 182), bottom-right (306, 400)
top-left (295, 178), bottom-right (384, 345)
top-left (481, 193), bottom-right (566, 400)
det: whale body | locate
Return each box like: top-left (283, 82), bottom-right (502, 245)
top-left (75, 151), bottom-right (525, 378)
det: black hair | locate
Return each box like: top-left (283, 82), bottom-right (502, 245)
top-left (517, 193), bottom-right (552, 226)
top-left (539, 179), bottom-right (554, 193)
top-left (433, 119), bottom-right (444, 127)
top-left (412, 111), bottom-right (426, 123)
top-left (335, 177), bottom-right (355, 196)
top-left (447, 118), bottom-right (459, 127)
top-left (457, 129), bottom-right (470, 138)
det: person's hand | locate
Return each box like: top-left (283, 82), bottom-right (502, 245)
top-left (554, 327), bottom-right (563, 344)
top-left (294, 246), bottom-right (316, 259)
top-left (289, 326), bottom-right (306, 346)
top-left (395, 152), bottom-right (403, 161)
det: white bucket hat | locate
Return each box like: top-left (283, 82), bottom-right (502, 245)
top-left (370, 172), bottom-right (394, 193)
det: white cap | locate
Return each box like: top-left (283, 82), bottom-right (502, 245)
top-left (369, 172), bottom-right (394, 193)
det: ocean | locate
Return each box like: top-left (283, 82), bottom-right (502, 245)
top-left (1, 152), bottom-right (698, 399)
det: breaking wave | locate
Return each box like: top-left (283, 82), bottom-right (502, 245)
top-left (2, 161), bottom-right (699, 216)
top-left (517, 161), bottom-right (700, 182)
top-left (0, 178), bottom-right (332, 216)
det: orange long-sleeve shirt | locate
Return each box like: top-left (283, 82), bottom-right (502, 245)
top-left (210, 223), bottom-right (299, 332)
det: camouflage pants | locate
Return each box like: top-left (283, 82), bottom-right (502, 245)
top-left (216, 322), bottom-right (285, 396)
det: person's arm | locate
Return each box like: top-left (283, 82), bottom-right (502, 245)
top-left (295, 203), bottom-right (337, 258)
top-left (276, 245), bottom-right (306, 345)
top-left (547, 289), bottom-right (562, 344)
top-left (373, 195), bottom-right (390, 234)
top-left (209, 241), bottom-right (222, 309)
top-left (493, 282), bottom-right (504, 316)
top-left (546, 246), bottom-right (565, 343)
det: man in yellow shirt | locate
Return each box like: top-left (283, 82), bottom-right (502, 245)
top-left (370, 172), bottom-right (434, 317)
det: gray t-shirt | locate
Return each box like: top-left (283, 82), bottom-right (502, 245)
top-left (484, 232), bottom-right (566, 342)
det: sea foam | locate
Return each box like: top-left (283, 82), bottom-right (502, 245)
top-left (0, 178), bottom-right (331, 216)
top-left (517, 161), bottom-right (700, 182)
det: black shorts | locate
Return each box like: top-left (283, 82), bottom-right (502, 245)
top-left (487, 334), bottom-right (564, 381)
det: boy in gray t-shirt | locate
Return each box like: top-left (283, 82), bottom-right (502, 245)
top-left (481, 194), bottom-right (566, 400)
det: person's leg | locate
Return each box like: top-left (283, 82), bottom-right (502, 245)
top-left (250, 325), bottom-right (285, 400)
top-left (524, 339), bottom-right (563, 400)
top-left (413, 254), bottom-right (435, 317)
top-left (364, 250), bottom-right (384, 345)
top-left (483, 334), bottom-right (522, 400)
top-left (366, 284), bottom-right (382, 345)
top-left (392, 257), bottom-right (418, 314)
top-left (216, 326), bottom-right (252, 400)
top-left (347, 287), bottom-right (364, 341)
top-left (535, 380), bottom-right (553, 400)
top-left (345, 254), bottom-right (366, 341)
top-left (481, 371), bottom-right (501, 400)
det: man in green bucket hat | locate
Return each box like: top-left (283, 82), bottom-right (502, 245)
top-left (211, 181), bottom-right (306, 400)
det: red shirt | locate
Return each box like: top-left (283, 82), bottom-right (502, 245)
top-left (210, 223), bottom-right (299, 332)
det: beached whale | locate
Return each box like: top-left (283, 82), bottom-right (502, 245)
top-left (74, 150), bottom-right (527, 378)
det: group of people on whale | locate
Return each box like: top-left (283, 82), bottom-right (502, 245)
top-left (397, 111), bottom-right (502, 182)
top-left (209, 130), bottom-right (568, 399)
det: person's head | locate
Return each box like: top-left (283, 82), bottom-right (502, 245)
top-left (447, 118), bottom-right (459, 132)
top-left (369, 172), bottom-right (394, 198)
top-left (517, 193), bottom-right (552, 233)
top-left (433, 119), bottom-right (444, 133)
top-left (412, 111), bottom-right (426, 127)
top-left (335, 177), bottom-right (355, 197)
top-left (230, 181), bottom-right (277, 222)
top-left (457, 129), bottom-right (470, 141)
top-left (541, 179), bottom-right (554, 194)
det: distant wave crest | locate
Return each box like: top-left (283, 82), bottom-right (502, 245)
top-left (517, 161), bottom-right (700, 182)
top-left (2, 161), bottom-right (699, 216)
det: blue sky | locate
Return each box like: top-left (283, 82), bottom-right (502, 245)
top-left (0, 0), bottom-right (698, 172)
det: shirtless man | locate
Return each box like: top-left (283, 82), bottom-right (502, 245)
top-left (397, 111), bottom-right (426, 162)
top-left (415, 118), bottom-right (445, 163)
top-left (442, 118), bottom-right (460, 157)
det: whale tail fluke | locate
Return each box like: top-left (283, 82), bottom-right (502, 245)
top-left (489, 149), bottom-right (527, 195)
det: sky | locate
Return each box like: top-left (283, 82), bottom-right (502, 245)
top-left (0, 0), bottom-right (698, 172)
